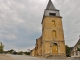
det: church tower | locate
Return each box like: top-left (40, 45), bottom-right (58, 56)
top-left (42, 0), bottom-right (66, 57)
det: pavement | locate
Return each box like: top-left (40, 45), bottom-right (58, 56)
top-left (0, 54), bottom-right (80, 60)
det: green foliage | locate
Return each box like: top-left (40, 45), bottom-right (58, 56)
top-left (8, 49), bottom-right (15, 53)
top-left (24, 52), bottom-right (30, 55)
top-left (0, 45), bottom-right (4, 53)
top-left (3, 51), bottom-right (9, 54)
top-left (65, 45), bottom-right (73, 57)
top-left (0, 50), bottom-right (3, 53)
top-left (66, 45), bottom-right (70, 57)
top-left (18, 51), bottom-right (23, 55)
top-left (77, 42), bottom-right (80, 51)
top-left (77, 48), bottom-right (80, 51)
top-left (78, 42), bottom-right (80, 45)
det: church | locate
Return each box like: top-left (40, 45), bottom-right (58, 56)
top-left (31, 0), bottom-right (66, 57)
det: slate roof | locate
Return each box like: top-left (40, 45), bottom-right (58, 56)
top-left (46, 0), bottom-right (58, 10)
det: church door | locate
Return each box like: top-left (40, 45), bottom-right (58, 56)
top-left (52, 43), bottom-right (58, 55)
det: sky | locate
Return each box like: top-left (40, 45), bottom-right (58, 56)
top-left (0, 0), bottom-right (80, 52)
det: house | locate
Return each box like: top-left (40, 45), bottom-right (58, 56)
top-left (71, 38), bottom-right (80, 57)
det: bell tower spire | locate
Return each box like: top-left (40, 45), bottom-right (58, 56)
top-left (44, 0), bottom-right (60, 17)
top-left (41, 0), bottom-right (66, 57)
top-left (46, 0), bottom-right (57, 10)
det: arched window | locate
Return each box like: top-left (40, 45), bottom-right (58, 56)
top-left (52, 20), bottom-right (55, 27)
top-left (52, 30), bottom-right (56, 38)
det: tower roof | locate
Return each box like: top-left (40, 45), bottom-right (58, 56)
top-left (46, 0), bottom-right (58, 10)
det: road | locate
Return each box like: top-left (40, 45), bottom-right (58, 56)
top-left (0, 54), bottom-right (80, 60)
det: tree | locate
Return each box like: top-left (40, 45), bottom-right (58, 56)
top-left (65, 45), bottom-right (73, 57)
top-left (9, 49), bottom-right (15, 53)
top-left (0, 43), bottom-right (4, 53)
top-left (24, 52), bottom-right (30, 55)
top-left (18, 51), bottom-right (23, 55)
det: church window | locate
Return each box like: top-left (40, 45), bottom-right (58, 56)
top-left (52, 30), bottom-right (56, 38)
top-left (52, 20), bottom-right (55, 27)
top-left (49, 13), bottom-right (56, 16)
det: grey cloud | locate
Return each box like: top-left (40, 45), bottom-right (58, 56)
top-left (0, 0), bottom-right (80, 51)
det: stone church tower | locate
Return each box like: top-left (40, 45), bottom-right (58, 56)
top-left (30, 0), bottom-right (66, 57)
top-left (42, 0), bottom-right (66, 57)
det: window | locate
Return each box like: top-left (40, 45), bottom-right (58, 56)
top-left (53, 43), bottom-right (57, 46)
top-left (52, 20), bottom-right (55, 27)
top-left (49, 13), bottom-right (56, 16)
top-left (52, 30), bottom-right (56, 38)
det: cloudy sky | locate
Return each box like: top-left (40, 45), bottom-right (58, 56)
top-left (0, 0), bottom-right (80, 51)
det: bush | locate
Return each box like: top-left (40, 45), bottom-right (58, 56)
top-left (24, 52), bottom-right (30, 55)
top-left (12, 51), bottom-right (17, 55)
top-left (18, 51), bottom-right (23, 55)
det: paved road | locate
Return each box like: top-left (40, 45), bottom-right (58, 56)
top-left (0, 54), bottom-right (80, 60)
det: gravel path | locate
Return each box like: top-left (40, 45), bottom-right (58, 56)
top-left (0, 54), bottom-right (15, 60)
top-left (0, 54), bottom-right (80, 60)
